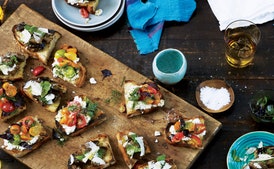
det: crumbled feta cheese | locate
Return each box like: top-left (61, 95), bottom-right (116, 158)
top-left (24, 80), bottom-right (42, 96)
top-left (154, 131), bottom-right (161, 137)
top-left (89, 77), bottom-right (97, 84)
top-left (95, 9), bottom-right (103, 16)
top-left (20, 29), bottom-right (31, 44)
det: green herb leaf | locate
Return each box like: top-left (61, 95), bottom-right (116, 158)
top-left (232, 149), bottom-right (241, 162)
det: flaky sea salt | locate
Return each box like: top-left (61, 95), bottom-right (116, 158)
top-left (200, 86), bottom-right (230, 110)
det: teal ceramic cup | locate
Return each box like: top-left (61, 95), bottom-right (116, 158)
top-left (152, 48), bottom-right (187, 85)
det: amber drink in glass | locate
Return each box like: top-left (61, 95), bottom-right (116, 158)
top-left (224, 20), bottom-right (261, 68)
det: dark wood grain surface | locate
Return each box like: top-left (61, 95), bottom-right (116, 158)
top-left (0, 0), bottom-right (273, 168)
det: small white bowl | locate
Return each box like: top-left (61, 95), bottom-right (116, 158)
top-left (152, 48), bottom-right (187, 85)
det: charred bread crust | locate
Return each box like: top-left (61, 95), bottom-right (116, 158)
top-left (164, 115), bottom-right (206, 149)
top-left (72, 62), bottom-right (86, 87)
top-left (68, 133), bottom-right (116, 169)
top-left (116, 131), bottom-right (151, 169)
top-left (22, 77), bottom-right (67, 113)
top-left (55, 109), bottom-right (106, 137)
top-left (65, 0), bottom-right (99, 14)
top-left (12, 22), bottom-right (61, 65)
top-left (123, 80), bottom-right (164, 118)
top-left (0, 52), bottom-right (28, 81)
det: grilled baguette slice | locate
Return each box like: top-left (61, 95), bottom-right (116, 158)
top-left (12, 22), bottom-right (61, 65)
top-left (55, 95), bottom-right (106, 136)
top-left (0, 116), bottom-right (51, 158)
top-left (116, 131), bottom-right (151, 169)
top-left (0, 52), bottom-right (28, 81)
top-left (52, 44), bottom-right (86, 87)
top-left (0, 81), bottom-right (26, 121)
top-left (22, 77), bottom-right (67, 113)
top-left (123, 80), bottom-right (165, 118)
top-left (68, 134), bottom-right (116, 169)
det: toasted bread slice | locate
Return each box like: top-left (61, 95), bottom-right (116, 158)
top-left (0, 116), bottom-right (51, 157)
top-left (55, 95), bottom-right (106, 136)
top-left (0, 52), bottom-right (28, 81)
top-left (116, 131), bottom-right (151, 169)
top-left (52, 44), bottom-right (86, 87)
top-left (0, 81), bottom-right (26, 121)
top-left (12, 22), bottom-right (61, 65)
top-left (22, 77), bottom-right (67, 113)
top-left (68, 133), bottom-right (116, 169)
top-left (134, 155), bottom-right (177, 169)
top-left (65, 0), bottom-right (100, 14)
top-left (164, 109), bottom-right (206, 149)
top-left (123, 80), bottom-right (165, 118)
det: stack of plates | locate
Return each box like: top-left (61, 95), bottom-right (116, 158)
top-left (51, 0), bottom-right (125, 32)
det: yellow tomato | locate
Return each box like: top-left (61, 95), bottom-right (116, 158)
top-left (2, 82), bottom-right (17, 97)
top-left (0, 6), bottom-right (4, 22)
top-left (29, 125), bottom-right (42, 136)
top-left (64, 52), bottom-right (77, 62)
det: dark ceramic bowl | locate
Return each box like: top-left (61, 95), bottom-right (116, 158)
top-left (249, 90), bottom-right (274, 124)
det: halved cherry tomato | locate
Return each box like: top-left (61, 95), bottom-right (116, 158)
top-left (20, 132), bottom-right (31, 141)
top-left (32, 66), bottom-right (45, 76)
top-left (194, 124), bottom-right (206, 134)
top-left (174, 121), bottom-right (181, 132)
top-left (22, 116), bottom-right (35, 129)
top-left (67, 113), bottom-right (77, 126)
top-left (2, 82), bottom-right (17, 97)
top-left (1, 101), bottom-right (15, 113)
top-left (188, 134), bottom-right (202, 147)
top-left (10, 124), bottom-right (21, 135)
top-left (171, 132), bottom-right (184, 143)
top-left (80, 7), bottom-right (89, 18)
top-left (76, 114), bottom-right (87, 129)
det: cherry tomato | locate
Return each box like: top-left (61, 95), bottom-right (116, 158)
top-left (67, 113), bottom-right (77, 126)
top-left (171, 132), bottom-right (184, 143)
top-left (76, 114), bottom-right (87, 129)
top-left (1, 101), bottom-right (15, 113)
top-left (22, 116), bottom-right (35, 129)
top-left (189, 134), bottom-right (202, 147)
top-left (194, 124), bottom-right (206, 134)
top-left (80, 7), bottom-right (89, 18)
top-left (32, 66), bottom-right (45, 76)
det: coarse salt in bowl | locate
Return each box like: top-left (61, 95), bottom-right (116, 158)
top-left (195, 79), bottom-right (235, 113)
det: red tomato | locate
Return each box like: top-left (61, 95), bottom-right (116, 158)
top-left (80, 8), bottom-right (89, 18)
top-left (76, 114), bottom-right (87, 129)
top-left (32, 66), bottom-right (45, 76)
top-left (189, 134), bottom-right (202, 147)
top-left (67, 113), bottom-right (77, 126)
top-left (1, 101), bottom-right (15, 113)
top-left (171, 132), bottom-right (184, 143)
top-left (22, 116), bottom-right (35, 128)
top-left (194, 124), bottom-right (206, 134)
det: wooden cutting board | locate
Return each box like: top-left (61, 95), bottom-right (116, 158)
top-left (0, 4), bottom-right (222, 169)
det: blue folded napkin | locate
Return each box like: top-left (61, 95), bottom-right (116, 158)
top-left (126, 0), bottom-right (196, 54)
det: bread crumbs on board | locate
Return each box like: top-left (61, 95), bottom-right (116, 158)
top-left (200, 86), bottom-right (230, 110)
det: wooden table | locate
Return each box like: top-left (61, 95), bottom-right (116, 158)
top-left (0, 0), bottom-right (273, 168)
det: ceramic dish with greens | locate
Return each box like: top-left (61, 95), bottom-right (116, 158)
top-left (249, 90), bottom-right (274, 124)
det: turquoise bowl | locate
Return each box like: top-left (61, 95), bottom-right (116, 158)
top-left (152, 48), bottom-right (187, 85)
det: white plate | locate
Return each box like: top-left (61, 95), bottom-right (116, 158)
top-left (52, 0), bottom-right (122, 27)
top-left (52, 0), bottom-right (125, 32)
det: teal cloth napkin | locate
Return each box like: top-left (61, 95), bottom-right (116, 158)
top-left (126, 0), bottom-right (196, 54)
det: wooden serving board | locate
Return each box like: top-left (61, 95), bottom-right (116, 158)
top-left (0, 4), bottom-right (222, 169)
